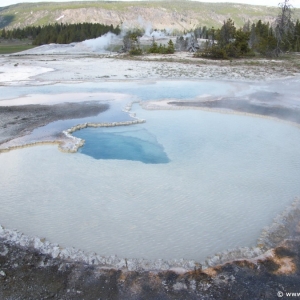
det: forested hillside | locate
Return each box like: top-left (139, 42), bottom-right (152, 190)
top-left (1, 23), bottom-right (121, 44)
top-left (1, 1), bottom-right (300, 31)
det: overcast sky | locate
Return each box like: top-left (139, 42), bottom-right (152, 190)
top-left (1, 0), bottom-right (299, 8)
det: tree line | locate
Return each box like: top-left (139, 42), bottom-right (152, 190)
top-left (193, 0), bottom-right (299, 58)
top-left (1, 22), bottom-right (121, 45)
top-left (192, 18), bottom-right (300, 59)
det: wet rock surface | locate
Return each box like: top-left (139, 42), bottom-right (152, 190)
top-left (169, 99), bottom-right (300, 124)
top-left (1, 238), bottom-right (300, 299)
top-left (0, 102), bottom-right (109, 145)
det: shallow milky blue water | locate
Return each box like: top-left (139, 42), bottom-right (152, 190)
top-left (0, 80), bottom-right (249, 102)
top-left (1, 79), bottom-right (300, 262)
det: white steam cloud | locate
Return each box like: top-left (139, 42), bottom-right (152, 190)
top-left (137, 16), bottom-right (172, 39)
top-left (81, 19), bottom-right (170, 53)
top-left (82, 32), bottom-right (120, 52)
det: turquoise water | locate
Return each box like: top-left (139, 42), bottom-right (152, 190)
top-left (74, 127), bottom-right (170, 164)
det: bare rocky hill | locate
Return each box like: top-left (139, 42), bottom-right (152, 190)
top-left (1, 1), bottom-right (300, 31)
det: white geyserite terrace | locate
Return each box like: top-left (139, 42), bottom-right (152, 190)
top-left (0, 65), bottom-right (53, 84)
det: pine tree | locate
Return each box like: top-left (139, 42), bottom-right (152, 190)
top-left (166, 39), bottom-right (175, 54)
top-left (1, 28), bottom-right (6, 39)
top-left (149, 37), bottom-right (159, 53)
top-left (219, 19), bottom-right (236, 47)
top-left (275, 0), bottom-right (294, 56)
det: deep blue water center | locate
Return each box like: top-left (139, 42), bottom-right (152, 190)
top-left (73, 128), bottom-right (170, 164)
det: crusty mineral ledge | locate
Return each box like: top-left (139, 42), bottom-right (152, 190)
top-left (60, 119), bottom-right (146, 153)
top-left (0, 119), bottom-right (147, 154)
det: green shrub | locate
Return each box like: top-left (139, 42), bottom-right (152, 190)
top-left (129, 46), bottom-right (143, 55)
top-left (148, 39), bottom-right (175, 54)
top-left (199, 45), bottom-right (228, 59)
top-left (166, 39), bottom-right (175, 54)
top-left (148, 41), bottom-right (159, 53)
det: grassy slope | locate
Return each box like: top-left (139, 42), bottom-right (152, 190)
top-left (0, 1), bottom-right (300, 29)
top-left (0, 39), bottom-right (36, 54)
top-left (0, 44), bottom-right (36, 54)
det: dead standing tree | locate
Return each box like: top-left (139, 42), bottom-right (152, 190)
top-left (275, 0), bottom-right (294, 56)
top-left (186, 35), bottom-right (200, 52)
top-left (175, 36), bottom-right (187, 51)
top-left (175, 34), bottom-right (200, 52)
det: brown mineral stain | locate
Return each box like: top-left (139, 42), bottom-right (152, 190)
top-left (273, 256), bottom-right (296, 275)
top-left (235, 260), bottom-right (257, 269)
top-left (203, 267), bottom-right (217, 277)
top-left (118, 272), bottom-right (127, 282)
top-left (259, 248), bottom-right (296, 275)
top-left (148, 273), bottom-right (162, 287)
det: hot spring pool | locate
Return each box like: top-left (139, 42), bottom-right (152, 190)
top-left (1, 103), bottom-right (300, 262)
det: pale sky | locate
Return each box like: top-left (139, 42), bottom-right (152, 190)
top-left (1, 0), bottom-right (299, 8)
